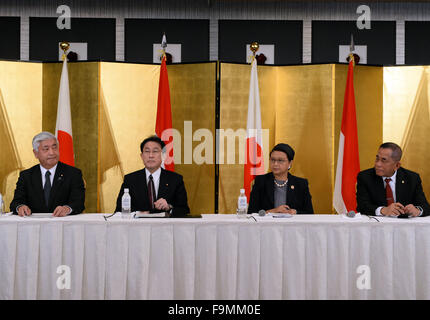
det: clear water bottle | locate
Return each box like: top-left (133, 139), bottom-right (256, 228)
top-left (237, 189), bottom-right (247, 218)
top-left (121, 188), bottom-right (131, 219)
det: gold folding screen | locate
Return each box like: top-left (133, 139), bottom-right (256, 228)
top-left (99, 62), bottom-right (216, 214)
top-left (0, 60), bottom-right (215, 214)
top-left (0, 60), bottom-right (429, 214)
top-left (0, 61), bottom-right (42, 209)
top-left (219, 63), bottom-right (383, 214)
top-left (168, 63), bottom-right (216, 214)
top-left (43, 62), bottom-right (99, 213)
top-left (383, 66), bottom-right (430, 203)
top-left (219, 63), bottom-right (276, 214)
top-left (334, 65), bottom-right (383, 173)
top-left (98, 62), bottom-right (159, 213)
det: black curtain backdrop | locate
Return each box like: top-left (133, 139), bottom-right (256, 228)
top-left (30, 17), bottom-right (115, 61)
top-left (312, 20), bottom-right (396, 65)
top-left (218, 20), bottom-right (302, 64)
top-left (405, 21), bottom-right (430, 65)
top-left (0, 17), bottom-right (20, 60)
top-left (125, 19), bottom-right (209, 63)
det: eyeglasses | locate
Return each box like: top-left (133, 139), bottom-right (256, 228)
top-left (270, 158), bottom-right (288, 164)
top-left (142, 149), bottom-right (161, 155)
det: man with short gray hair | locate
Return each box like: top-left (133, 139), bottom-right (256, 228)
top-left (10, 131), bottom-right (85, 216)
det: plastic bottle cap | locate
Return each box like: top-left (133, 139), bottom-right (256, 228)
top-left (240, 188), bottom-right (245, 193)
top-left (124, 188), bottom-right (129, 192)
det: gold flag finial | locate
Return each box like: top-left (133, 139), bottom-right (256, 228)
top-left (60, 42), bottom-right (70, 61)
top-left (348, 53), bottom-right (355, 67)
top-left (250, 42), bottom-right (259, 56)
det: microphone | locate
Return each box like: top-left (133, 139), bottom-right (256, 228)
top-left (258, 209), bottom-right (266, 216)
top-left (346, 210), bottom-right (356, 218)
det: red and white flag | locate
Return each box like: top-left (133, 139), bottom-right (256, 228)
top-left (55, 57), bottom-right (75, 166)
top-left (244, 58), bottom-right (265, 201)
top-left (333, 56), bottom-right (360, 214)
top-left (156, 34), bottom-right (174, 172)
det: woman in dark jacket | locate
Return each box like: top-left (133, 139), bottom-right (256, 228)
top-left (247, 143), bottom-right (314, 214)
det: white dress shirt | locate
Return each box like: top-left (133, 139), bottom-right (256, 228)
top-left (375, 170), bottom-right (422, 216)
top-left (40, 164), bottom-right (57, 188)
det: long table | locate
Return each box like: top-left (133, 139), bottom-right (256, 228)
top-left (0, 213), bottom-right (429, 300)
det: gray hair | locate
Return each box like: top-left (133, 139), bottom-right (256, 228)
top-left (32, 132), bottom-right (58, 151)
top-left (379, 142), bottom-right (402, 162)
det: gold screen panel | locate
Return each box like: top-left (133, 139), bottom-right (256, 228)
top-left (99, 62), bottom-right (159, 213)
top-left (43, 62), bottom-right (99, 213)
top-left (219, 63), bottom-right (276, 214)
top-left (0, 61), bottom-right (42, 209)
top-left (276, 65), bottom-right (334, 214)
top-left (383, 66), bottom-right (430, 201)
top-left (220, 63), bottom-right (383, 214)
top-left (167, 63), bottom-right (216, 215)
top-left (334, 64), bottom-right (383, 178)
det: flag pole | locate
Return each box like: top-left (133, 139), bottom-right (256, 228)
top-left (244, 41), bottom-right (265, 202)
top-left (55, 41), bottom-right (75, 167)
top-left (333, 36), bottom-right (360, 214)
top-left (156, 33), bottom-right (175, 172)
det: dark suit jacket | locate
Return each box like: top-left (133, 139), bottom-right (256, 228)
top-left (356, 167), bottom-right (430, 216)
top-left (115, 168), bottom-right (190, 217)
top-left (247, 172), bottom-right (314, 214)
top-left (10, 161), bottom-right (85, 214)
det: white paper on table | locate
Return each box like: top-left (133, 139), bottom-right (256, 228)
top-left (134, 211), bottom-right (168, 218)
top-left (24, 213), bottom-right (54, 218)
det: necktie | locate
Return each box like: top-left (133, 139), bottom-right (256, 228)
top-left (385, 178), bottom-right (394, 206)
top-left (148, 175), bottom-right (156, 210)
top-left (44, 171), bottom-right (52, 207)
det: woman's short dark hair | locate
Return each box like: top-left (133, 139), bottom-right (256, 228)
top-left (140, 135), bottom-right (165, 152)
top-left (270, 143), bottom-right (295, 161)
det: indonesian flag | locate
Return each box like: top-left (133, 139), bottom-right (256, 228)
top-left (244, 58), bottom-right (265, 201)
top-left (155, 34), bottom-right (174, 172)
top-left (55, 57), bottom-right (75, 166)
top-left (333, 56), bottom-right (360, 214)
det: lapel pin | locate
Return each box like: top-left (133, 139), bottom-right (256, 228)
top-left (291, 185), bottom-right (294, 190)
top-left (402, 180), bottom-right (405, 184)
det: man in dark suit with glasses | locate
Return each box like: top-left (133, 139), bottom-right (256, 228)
top-left (115, 135), bottom-right (190, 217)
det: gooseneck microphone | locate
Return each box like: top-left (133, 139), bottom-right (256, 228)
top-left (258, 209), bottom-right (266, 216)
top-left (346, 210), bottom-right (356, 218)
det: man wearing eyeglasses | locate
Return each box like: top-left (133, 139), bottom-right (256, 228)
top-left (247, 143), bottom-right (314, 214)
top-left (115, 135), bottom-right (190, 216)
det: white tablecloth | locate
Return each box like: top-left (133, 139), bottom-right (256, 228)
top-left (1, 213), bottom-right (430, 300)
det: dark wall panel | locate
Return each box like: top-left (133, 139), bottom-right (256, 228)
top-left (405, 21), bottom-right (430, 65)
top-left (125, 19), bottom-right (209, 63)
top-left (312, 21), bottom-right (396, 65)
top-left (30, 17), bottom-right (115, 61)
top-left (218, 20), bottom-right (302, 64)
top-left (0, 17), bottom-right (20, 60)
